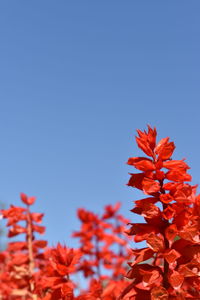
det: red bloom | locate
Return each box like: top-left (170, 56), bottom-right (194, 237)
top-left (20, 192), bottom-right (36, 205)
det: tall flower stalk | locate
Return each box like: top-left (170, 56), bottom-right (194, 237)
top-left (121, 126), bottom-right (200, 299)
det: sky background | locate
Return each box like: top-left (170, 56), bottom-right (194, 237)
top-left (0, 1), bottom-right (200, 248)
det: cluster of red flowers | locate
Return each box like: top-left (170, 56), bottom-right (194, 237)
top-left (0, 195), bottom-right (131, 299)
top-left (0, 126), bottom-right (200, 299)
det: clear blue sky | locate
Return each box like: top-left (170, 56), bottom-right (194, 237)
top-left (0, 1), bottom-right (200, 247)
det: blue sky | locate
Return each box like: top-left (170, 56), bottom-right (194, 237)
top-left (0, 1), bottom-right (200, 247)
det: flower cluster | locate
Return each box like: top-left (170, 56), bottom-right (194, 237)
top-left (122, 126), bottom-right (200, 299)
top-left (0, 196), bottom-right (130, 299)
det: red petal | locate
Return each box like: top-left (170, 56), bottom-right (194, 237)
top-left (166, 169), bottom-right (191, 182)
top-left (151, 286), bottom-right (168, 300)
top-left (20, 193), bottom-right (36, 205)
top-left (155, 138), bottom-right (175, 160)
top-left (160, 194), bottom-right (173, 204)
top-left (162, 205), bottom-right (175, 220)
top-left (142, 177), bottom-right (160, 194)
top-left (127, 157), bottom-right (155, 171)
top-left (20, 192), bottom-right (28, 204)
top-left (165, 224), bottom-right (178, 243)
top-left (146, 233), bottom-right (165, 252)
top-left (127, 173), bottom-right (144, 190)
top-left (163, 249), bottom-right (181, 264)
top-left (136, 136), bottom-right (153, 157)
top-left (163, 160), bottom-right (189, 170)
top-left (169, 270), bottom-right (184, 289)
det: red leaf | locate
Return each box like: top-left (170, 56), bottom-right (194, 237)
top-left (163, 160), bottom-right (189, 170)
top-left (20, 193), bottom-right (36, 205)
top-left (33, 224), bottom-right (45, 234)
top-left (127, 173), bottom-right (145, 190)
top-left (127, 157), bottom-right (155, 171)
top-left (155, 137), bottom-right (175, 160)
top-left (142, 177), bottom-right (160, 194)
top-left (136, 136), bottom-right (153, 157)
top-left (166, 169), bottom-right (191, 182)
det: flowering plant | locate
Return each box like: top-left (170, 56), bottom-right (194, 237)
top-left (0, 126), bottom-right (199, 299)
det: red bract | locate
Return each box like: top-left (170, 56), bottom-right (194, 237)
top-left (20, 192), bottom-right (36, 206)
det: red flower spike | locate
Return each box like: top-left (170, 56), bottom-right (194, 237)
top-left (124, 126), bottom-right (200, 299)
top-left (155, 137), bottom-right (169, 153)
top-left (0, 194), bottom-right (49, 299)
top-left (155, 137), bottom-right (175, 160)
